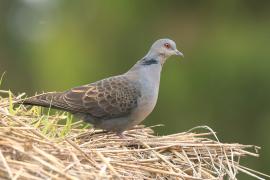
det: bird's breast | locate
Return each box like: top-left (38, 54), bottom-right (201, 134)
top-left (129, 70), bottom-right (161, 126)
top-left (129, 86), bottom-right (159, 126)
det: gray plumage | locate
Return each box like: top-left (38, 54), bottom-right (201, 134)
top-left (21, 39), bottom-right (183, 136)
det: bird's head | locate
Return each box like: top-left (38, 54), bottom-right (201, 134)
top-left (147, 39), bottom-right (184, 62)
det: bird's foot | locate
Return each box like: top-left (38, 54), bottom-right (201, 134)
top-left (116, 132), bottom-right (128, 139)
top-left (117, 132), bottom-right (141, 147)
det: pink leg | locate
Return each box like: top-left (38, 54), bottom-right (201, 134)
top-left (116, 132), bottom-right (128, 139)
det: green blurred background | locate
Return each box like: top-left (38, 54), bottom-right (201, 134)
top-left (0, 0), bottom-right (269, 178)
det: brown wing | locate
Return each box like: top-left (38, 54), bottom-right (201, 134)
top-left (24, 76), bottom-right (141, 120)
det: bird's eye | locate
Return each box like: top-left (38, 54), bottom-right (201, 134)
top-left (164, 43), bottom-right (171, 49)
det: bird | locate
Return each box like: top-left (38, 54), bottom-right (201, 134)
top-left (19, 39), bottom-right (183, 137)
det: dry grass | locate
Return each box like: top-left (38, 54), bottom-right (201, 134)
top-left (0, 92), bottom-right (269, 180)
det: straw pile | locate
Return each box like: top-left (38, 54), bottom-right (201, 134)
top-left (0, 92), bottom-right (267, 180)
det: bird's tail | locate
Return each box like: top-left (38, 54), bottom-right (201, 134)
top-left (17, 92), bottom-right (64, 110)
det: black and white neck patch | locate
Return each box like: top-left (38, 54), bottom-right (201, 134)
top-left (141, 59), bottom-right (158, 66)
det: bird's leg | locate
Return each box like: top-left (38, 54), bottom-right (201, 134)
top-left (116, 132), bottom-right (128, 139)
top-left (116, 132), bottom-right (139, 146)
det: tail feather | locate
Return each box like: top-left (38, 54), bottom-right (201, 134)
top-left (19, 92), bottom-right (67, 110)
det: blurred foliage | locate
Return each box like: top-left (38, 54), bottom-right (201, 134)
top-left (0, 0), bottom-right (270, 178)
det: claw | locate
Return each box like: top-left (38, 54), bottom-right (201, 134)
top-left (117, 132), bottom-right (127, 139)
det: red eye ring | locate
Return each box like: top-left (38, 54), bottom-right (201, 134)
top-left (164, 43), bottom-right (171, 49)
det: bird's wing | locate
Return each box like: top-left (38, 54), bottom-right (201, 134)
top-left (25, 76), bottom-right (141, 120)
top-left (64, 76), bottom-right (141, 119)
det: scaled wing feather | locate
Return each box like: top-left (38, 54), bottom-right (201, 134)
top-left (52, 76), bottom-right (141, 119)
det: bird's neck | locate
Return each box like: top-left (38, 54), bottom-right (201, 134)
top-left (126, 55), bottom-right (164, 88)
top-left (128, 52), bottom-right (167, 72)
top-left (144, 51), bottom-right (168, 65)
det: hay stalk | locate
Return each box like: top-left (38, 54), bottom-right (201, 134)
top-left (0, 92), bottom-right (268, 179)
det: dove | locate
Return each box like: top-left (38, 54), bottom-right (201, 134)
top-left (19, 39), bottom-right (183, 137)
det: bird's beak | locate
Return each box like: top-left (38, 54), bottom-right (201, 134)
top-left (175, 49), bottom-right (184, 57)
